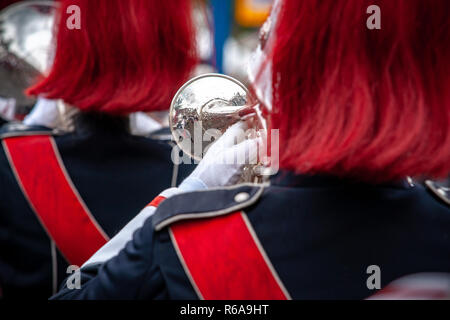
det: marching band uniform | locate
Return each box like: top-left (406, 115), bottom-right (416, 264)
top-left (0, 0), bottom-right (198, 299)
top-left (51, 171), bottom-right (450, 300)
top-left (51, 0), bottom-right (450, 300)
top-left (0, 112), bottom-right (194, 299)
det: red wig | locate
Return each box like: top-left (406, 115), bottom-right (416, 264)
top-left (269, 0), bottom-right (450, 183)
top-left (27, 0), bottom-right (198, 114)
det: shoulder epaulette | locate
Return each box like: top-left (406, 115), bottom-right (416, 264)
top-left (152, 183), bottom-right (267, 231)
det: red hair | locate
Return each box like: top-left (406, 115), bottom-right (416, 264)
top-left (27, 0), bottom-right (198, 114)
top-left (269, 0), bottom-right (450, 182)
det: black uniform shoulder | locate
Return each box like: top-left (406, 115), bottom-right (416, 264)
top-left (152, 183), bottom-right (267, 231)
top-left (0, 122), bottom-right (55, 139)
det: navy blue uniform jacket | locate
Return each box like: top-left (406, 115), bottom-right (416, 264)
top-left (0, 113), bottom-right (194, 299)
top-left (51, 172), bottom-right (450, 300)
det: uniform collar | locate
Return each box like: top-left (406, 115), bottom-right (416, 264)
top-left (73, 112), bottom-right (130, 136)
top-left (270, 170), bottom-right (412, 189)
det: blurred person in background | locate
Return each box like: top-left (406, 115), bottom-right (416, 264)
top-left (52, 0), bottom-right (449, 300)
top-left (0, 0), bottom-right (57, 123)
top-left (0, 0), bottom-right (197, 299)
top-left (0, 0), bottom-right (30, 124)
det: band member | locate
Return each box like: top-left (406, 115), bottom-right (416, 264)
top-left (0, 0), bottom-right (197, 299)
top-left (53, 0), bottom-right (450, 300)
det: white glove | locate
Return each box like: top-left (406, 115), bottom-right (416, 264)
top-left (84, 122), bottom-right (261, 265)
top-left (23, 98), bottom-right (59, 128)
top-left (179, 121), bottom-right (262, 191)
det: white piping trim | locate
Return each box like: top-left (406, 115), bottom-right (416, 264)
top-left (194, 181), bottom-right (269, 193)
top-left (48, 137), bottom-right (110, 241)
top-left (169, 228), bottom-right (205, 300)
top-left (2, 139), bottom-right (73, 263)
top-left (154, 184), bottom-right (266, 231)
top-left (0, 130), bottom-right (54, 139)
top-left (241, 212), bottom-right (292, 300)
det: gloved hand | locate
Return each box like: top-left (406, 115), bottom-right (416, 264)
top-left (84, 122), bottom-right (261, 266)
top-left (179, 121), bottom-right (262, 191)
top-left (23, 98), bottom-right (59, 128)
top-left (84, 122), bottom-right (261, 265)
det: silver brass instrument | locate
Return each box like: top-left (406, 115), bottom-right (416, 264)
top-left (0, 1), bottom-right (57, 118)
top-left (170, 73), bottom-right (268, 183)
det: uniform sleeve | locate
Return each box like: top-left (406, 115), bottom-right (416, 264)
top-left (51, 216), bottom-right (165, 300)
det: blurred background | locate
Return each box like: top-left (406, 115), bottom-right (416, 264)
top-left (204, 0), bottom-right (272, 79)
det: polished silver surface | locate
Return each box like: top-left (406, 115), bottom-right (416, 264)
top-left (170, 73), bottom-right (269, 183)
top-left (170, 73), bottom-right (268, 183)
top-left (170, 73), bottom-right (257, 161)
top-left (0, 1), bottom-right (57, 115)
